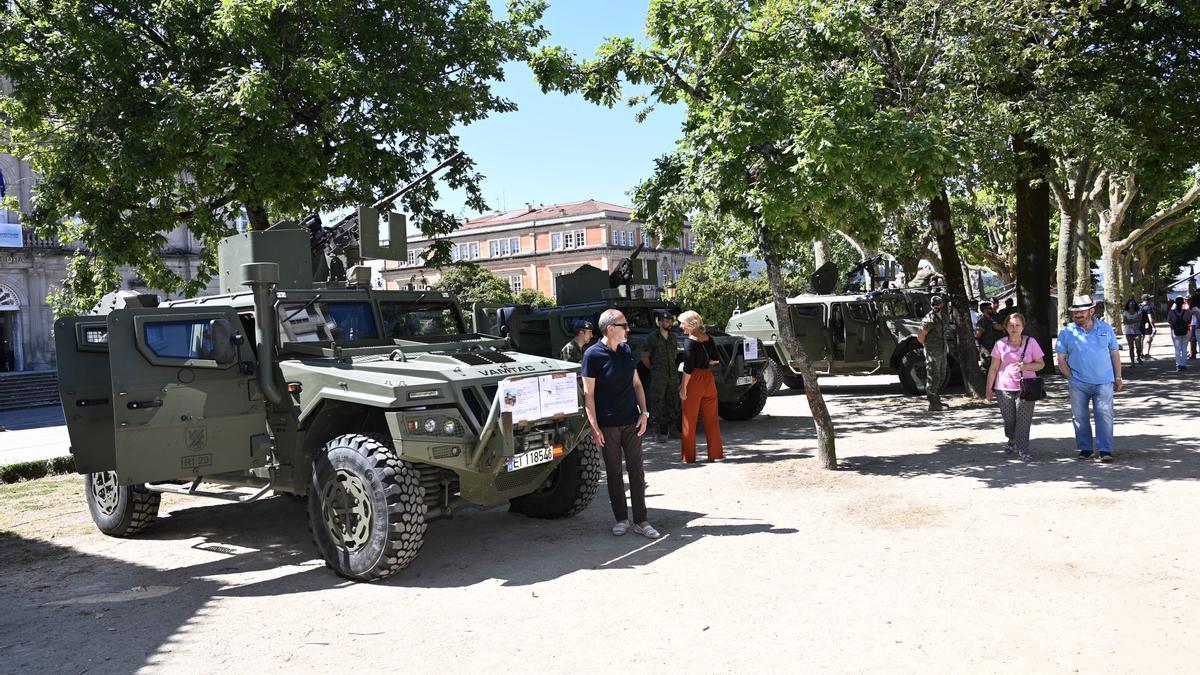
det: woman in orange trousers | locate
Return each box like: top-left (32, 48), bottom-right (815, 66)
top-left (677, 311), bottom-right (724, 463)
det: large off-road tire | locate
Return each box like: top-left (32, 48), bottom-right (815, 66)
top-left (762, 356), bottom-right (783, 396)
top-left (718, 379), bottom-right (769, 421)
top-left (782, 372), bottom-right (805, 391)
top-left (898, 349), bottom-right (949, 396)
top-left (307, 434), bottom-right (427, 582)
top-left (84, 471), bottom-right (161, 537)
top-left (509, 434), bottom-right (602, 519)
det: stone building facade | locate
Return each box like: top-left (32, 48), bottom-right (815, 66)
top-left (0, 153), bottom-right (214, 373)
top-left (380, 199), bottom-right (704, 298)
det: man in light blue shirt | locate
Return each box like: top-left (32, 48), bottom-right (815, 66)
top-left (1055, 296), bottom-right (1124, 462)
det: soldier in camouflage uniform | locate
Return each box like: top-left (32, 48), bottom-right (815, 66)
top-left (640, 310), bottom-right (681, 442)
top-left (917, 295), bottom-right (949, 411)
top-left (560, 320), bottom-right (593, 363)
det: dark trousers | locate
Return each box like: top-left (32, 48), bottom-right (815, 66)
top-left (600, 424), bottom-right (646, 523)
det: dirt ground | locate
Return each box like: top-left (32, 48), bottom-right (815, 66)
top-left (2, 348), bottom-right (1198, 673)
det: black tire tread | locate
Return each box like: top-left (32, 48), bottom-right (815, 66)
top-left (308, 433), bottom-right (427, 582)
top-left (510, 434), bottom-right (602, 520)
top-left (718, 380), bottom-right (768, 421)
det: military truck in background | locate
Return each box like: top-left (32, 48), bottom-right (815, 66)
top-left (472, 245), bottom-right (771, 422)
top-left (726, 258), bottom-right (962, 396)
top-left (56, 161), bottom-right (600, 582)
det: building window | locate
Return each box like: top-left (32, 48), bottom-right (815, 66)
top-left (450, 242), bottom-right (479, 261)
top-left (551, 232), bottom-right (563, 250)
top-left (406, 250), bottom-right (421, 267)
top-left (642, 232), bottom-right (652, 248)
top-left (489, 237), bottom-right (520, 257)
top-left (508, 275), bottom-right (523, 292)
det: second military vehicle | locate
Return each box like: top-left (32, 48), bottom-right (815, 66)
top-left (472, 245), bottom-right (770, 422)
top-left (57, 191), bottom-right (599, 582)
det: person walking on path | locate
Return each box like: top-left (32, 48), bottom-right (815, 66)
top-left (1120, 299), bottom-right (1144, 367)
top-left (559, 320), bottom-right (593, 364)
top-left (917, 295), bottom-right (950, 411)
top-left (1189, 293), bottom-right (1200, 360)
top-left (985, 313), bottom-right (1045, 461)
top-left (1055, 295), bottom-right (1123, 462)
top-left (1167, 296), bottom-right (1191, 372)
top-left (640, 309), bottom-right (680, 443)
top-left (678, 310), bottom-right (724, 463)
top-left (1140, 294), bottom-right (1157, 359)
top-left (581, 309), bottom-right (660, 539)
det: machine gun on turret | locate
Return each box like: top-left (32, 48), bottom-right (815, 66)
top-left (306, 151), bottom-right (465, 283)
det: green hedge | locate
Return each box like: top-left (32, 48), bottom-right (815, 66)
top-left (0, 456), bottom-right (75, 484)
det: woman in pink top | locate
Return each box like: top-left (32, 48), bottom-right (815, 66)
top-left (985, 313), bottom-right (1046, 461)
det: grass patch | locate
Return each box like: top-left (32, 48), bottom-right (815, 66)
top-left (0, 456), bottom-right (75, 484)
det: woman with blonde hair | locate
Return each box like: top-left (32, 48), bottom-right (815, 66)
top-left (984, 312), bottom-right (1045, 461)
top-left (677, 310), bottom-right (724, 463)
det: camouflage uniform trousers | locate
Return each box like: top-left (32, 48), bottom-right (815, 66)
top-left (648, 369), bottom-right (681, 435)
top-left (925, 347), bottom-right (947, 402)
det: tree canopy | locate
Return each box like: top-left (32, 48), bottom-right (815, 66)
top-left (0, 0), bottom-right (548, 311)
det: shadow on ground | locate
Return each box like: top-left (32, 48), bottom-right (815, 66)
top-left (0, 492), bottom-right (795, 671)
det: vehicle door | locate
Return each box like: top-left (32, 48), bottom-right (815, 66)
top-left (842, 301), bottom-right (880, 366)
top-left (106, 307), bottom-right (269, 485)
top-left (787, 303), bottom-right (830, 369)
top-left (55, 317), bottom-right (117, 474)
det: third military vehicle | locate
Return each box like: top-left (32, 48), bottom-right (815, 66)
top-left (473, 245), bottom-right (770, 422)
top-left (57, 166), bottom-right (599, 582)
top-left (726, 259), bottom-right (962, 396)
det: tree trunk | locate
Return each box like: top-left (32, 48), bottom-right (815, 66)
top-left (1072, 209), bottom-right (1092, 297)
top-left (929, 186), bottom-right (985, 397)
top-left (1100, 241), bottom-right (1121, 321)
top-left (246, 202), bottom-right (271, 231)
top-left (814, 236), bottom-right (831, 269)
top-left (758, 221), bottom-right (837, 470)
top-left (1012, 134), bottom-right (1054, 368)
top-left (1054, 204), bottom-right (1075, 327)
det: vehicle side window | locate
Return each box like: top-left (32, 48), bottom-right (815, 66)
top-left (82, 326), bottom-right (109, 346)
top-left (879, 297), bottom-right (907, 318)
top-left (143, 320), bottom-right (211, 360)
top-left (847, 303), bottom-right (872, 322)
top-left (792, 305), bottom-right (822, 319)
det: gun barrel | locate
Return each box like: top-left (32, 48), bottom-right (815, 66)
top-left (372, 151), bottom-right (465, 210)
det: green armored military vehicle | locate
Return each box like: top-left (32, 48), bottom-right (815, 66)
top-left (726, 259), bottom-right (962, 396)
top-left (56, 202), bottom-right (599, 582)
top-left (472, 245), bottom-right (770, 422)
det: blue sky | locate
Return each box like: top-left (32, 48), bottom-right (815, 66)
top-left (431, 1), bottom-right (683, 219)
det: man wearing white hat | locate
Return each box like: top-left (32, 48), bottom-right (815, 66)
top-left (1055, 295), bottom-right (1123, 462)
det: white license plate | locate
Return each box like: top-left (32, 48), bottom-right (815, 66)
top-left (735, 376), bottom-right (754, 386)
top-left (506, 447), bottom-right (555, 472)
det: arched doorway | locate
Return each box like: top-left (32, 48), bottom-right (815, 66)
top-left (0, 283), bottom-right (22, 372)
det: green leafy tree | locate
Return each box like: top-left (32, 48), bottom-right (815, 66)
top-left (513, 287), bottom-right (554, 308)
top-left (0, 0), bottom-right (548, 314)
top-left (433, 263), bottom-right (513, 330)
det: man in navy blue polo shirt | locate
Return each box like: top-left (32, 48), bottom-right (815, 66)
top-left (582, 309), bottom-right (660, 539)
top-left (1055, 295), bottom-right (1123, 462)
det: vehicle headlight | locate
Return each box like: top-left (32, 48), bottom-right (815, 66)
top-left (443, 420), bottom-right (459, 435)
top-left (423, 418), bottom-right (438, 434)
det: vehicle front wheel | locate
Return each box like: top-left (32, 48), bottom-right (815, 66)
top-left (84, 471), bottom-right (161, 537)
top-left (762, 357), bottom-right (783, 396)
top-left (510, 434), bottom-right (602, 519)
top-left (718, 380), bottom-right (768, 421)
top-left (307, 434), bottom-right (427, 582)
top-left (782, 372), bottom-right (805, 391)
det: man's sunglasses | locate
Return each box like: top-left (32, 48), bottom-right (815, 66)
top-left (611, 322), bottom-right (631, 329)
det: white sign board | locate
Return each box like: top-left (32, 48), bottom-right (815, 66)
top-left (0, 224), bottom-right (23, 248)
top-left (742, 338), bottom-right (758, 361)
top-left (499, 372), bottom-right (581, 423)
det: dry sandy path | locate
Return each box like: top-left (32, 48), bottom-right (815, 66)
top-left (1, 347), bottom-right (1197, 673)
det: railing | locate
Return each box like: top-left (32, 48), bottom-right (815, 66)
top-left (20, 227), bottom-right (61, 249)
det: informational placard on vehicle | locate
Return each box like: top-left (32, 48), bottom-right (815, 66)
top-left (742, 338), bottom-right (758, 361)
top-left (499, 376), bottom-right (541, 423)
top-left (538, 372), bottom-right (579, 418)
top-left (499, 372), bottom-right (580, 423)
